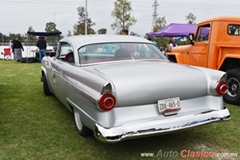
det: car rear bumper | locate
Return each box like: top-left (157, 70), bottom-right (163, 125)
top-left (94, 107), bottom-right (231, 143)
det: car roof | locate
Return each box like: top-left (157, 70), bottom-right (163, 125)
top-left (60, 35), bottom-right (152, 48)
top-left (198, 16), bottom-right (240, 24)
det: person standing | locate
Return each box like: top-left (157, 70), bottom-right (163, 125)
top-left (121, 29), bottom-right (129, 35)
top-left (36, 36), bottom-right (47, 63)
top-left (10, 39), bottom-right (16, 60)
top-left (13, 38), bottom-right (24, 62)
top-left (172, 38), bottom-right (176, 47)
top-left (166, 39), bottom-right (174, 52)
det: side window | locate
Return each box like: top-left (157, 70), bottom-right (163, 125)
top-left (228, 24), bottom-right (240, 35)
top-left (78, 44), bottom-right (117, 64)
top-left (132, 44), bottom-right (165, 59)
top-left (56, 42), bottom-right (74, 64)
top-left (196, 24), bottom-right (210, 42)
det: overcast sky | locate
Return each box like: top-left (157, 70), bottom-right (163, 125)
top-left (1, 0), bottom-right (240, 37)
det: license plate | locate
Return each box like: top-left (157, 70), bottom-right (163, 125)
top-left (158, 97), bottom-right (181, 115)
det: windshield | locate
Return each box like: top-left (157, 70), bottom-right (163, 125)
top-left (78, 42), bottom-right (167, 64)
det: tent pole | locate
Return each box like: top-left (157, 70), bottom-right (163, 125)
top-left (27, 34), bottom-right (29, 63)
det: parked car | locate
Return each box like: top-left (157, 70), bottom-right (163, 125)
top-left (41, 35), bottom-right (231, 143)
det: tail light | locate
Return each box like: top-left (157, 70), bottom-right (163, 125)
top-left (98, 93), bottom-right (116, 111)
top-left (215, 81), bottom-right (228, 96)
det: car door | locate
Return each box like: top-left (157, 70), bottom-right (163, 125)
top-left (50, 42), bottom-right (74, 105)
top-left (189, 24), bottom-right (210, 67)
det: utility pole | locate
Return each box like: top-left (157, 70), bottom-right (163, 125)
top-left (152, 0), bottom-right (159, 31)
top-left (85, 0), bottom-right (88, 35)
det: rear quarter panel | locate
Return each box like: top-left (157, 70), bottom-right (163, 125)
top-left (44, 59), bottom-right (117, 130)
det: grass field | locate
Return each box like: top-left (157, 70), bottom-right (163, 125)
top-left (0, 60), bottom-right (240, 160)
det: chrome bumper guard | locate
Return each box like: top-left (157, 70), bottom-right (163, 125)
top-left (94, 107), bottom-right (231, 143)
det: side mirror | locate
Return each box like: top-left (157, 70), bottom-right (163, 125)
top-left (188, 33), bottom-right (194, 45)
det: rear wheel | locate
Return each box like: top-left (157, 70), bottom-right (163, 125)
top-left (42, 74), bottom-right (52, 96)
top-left (73, 108), bottom-right (92, 136)
top-left (224, 68), bottom-right (240, 105)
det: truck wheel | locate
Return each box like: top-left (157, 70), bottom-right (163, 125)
top-left (224, 68), bottom-right (240, 105)
top-left (43, 74), bottom-right (52, 96)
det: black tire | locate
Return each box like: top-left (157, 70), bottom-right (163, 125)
top-left (42, 74), bottom-right (52, 96)
top-left (73, 108), bottom-right (92, 136)
top-left (224, 68), bottom-right (240, 105)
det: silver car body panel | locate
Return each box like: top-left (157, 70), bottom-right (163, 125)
top-left (41, 35), bottom-right (231, 143)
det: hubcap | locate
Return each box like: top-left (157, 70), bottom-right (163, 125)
top-left (227, 77), bottom-right (240, 97)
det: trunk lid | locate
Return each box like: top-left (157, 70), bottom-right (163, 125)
top-left (92, 60), bottom-right (208, 106)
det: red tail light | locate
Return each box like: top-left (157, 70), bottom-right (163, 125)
top-left (98, 93), bottom-right (116, 111)
top-left (215, 81), bottom-right (228, 96)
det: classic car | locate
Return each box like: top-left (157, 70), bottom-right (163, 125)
top-left (41, 35), bottom-right (231, 143)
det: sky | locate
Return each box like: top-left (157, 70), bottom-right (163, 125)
top-left (1, 0), bottom-right (240, 37)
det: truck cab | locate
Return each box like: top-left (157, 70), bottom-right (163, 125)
top-left (167, 16), bottom-right (240, 105)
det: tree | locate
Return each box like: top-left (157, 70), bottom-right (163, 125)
top-left (0, 32), bottom-right (26, 44)
top-left (45, 22), bottom-right (61, 43)
top-left (149, 16), bottom-right (168, 48)
top-left (186, 13), bottom-right (196, 24)
top-left (0, 32), bottom-right (4, 44)
top-left (9, 33), bottom-right (24, 42)
top-left (152, 16), bottom-right (167, 32)
top-left (98, 28), bottom-right (107, 34)
top-left (111, 0), bottom-right (137, 34)
top-left (45, 22), bottom-right (59, 32)
top-left (73, 6), bottom-right (96, 35)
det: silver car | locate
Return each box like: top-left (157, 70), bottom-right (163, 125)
top-left (41, 35), bottom-right (230, 143)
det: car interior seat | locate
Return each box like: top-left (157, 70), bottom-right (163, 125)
top-left (64, 52), bottom-right (74, 64)
top-left (115, 48), bottom-right (132, 59)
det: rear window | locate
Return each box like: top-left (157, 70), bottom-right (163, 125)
top-left (228, 24), bottom-right (240, 35)
top-left (78, 42), bottom-right (167, 64)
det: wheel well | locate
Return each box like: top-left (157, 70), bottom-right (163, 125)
top-left (41, 71), bottom-right (44, 81)
top-left (220, 58), bottom-right (240, 72)
top-left (167, 55), bottom-right (177, 63)
top-left (67, 102), bottom-right (74, 113)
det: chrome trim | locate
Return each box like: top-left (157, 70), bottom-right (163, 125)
top-left (214, 72), bottom-right (227, 96)
top-left (94, 107), bottom-right (231, 143)
top-left (220, 73), bottom-right (227, 82)
top-left (101, 82), bottom-right (112, 94)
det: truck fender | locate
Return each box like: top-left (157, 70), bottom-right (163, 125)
top-left (219, 55), bottom-right (240, 71)
top-left (167, 52), bottom-right (184, 63)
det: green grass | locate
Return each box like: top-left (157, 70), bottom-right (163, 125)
top-left (0, 60), bottom-right (240, 160)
